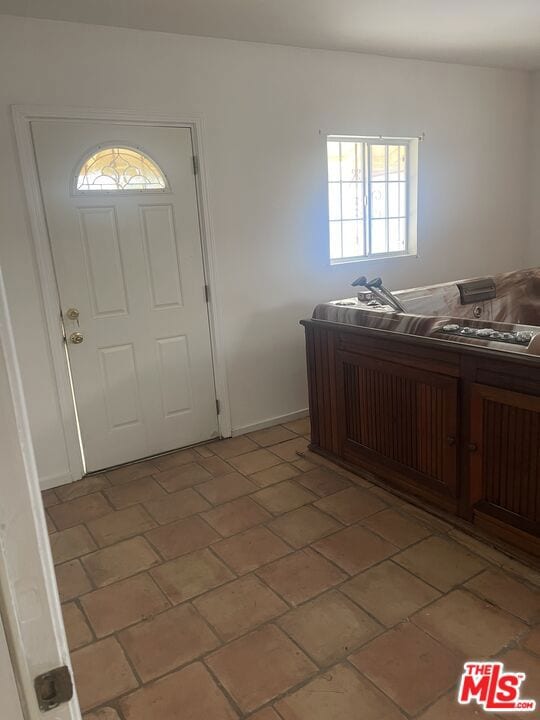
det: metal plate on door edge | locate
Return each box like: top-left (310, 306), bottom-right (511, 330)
top-left (34, 665), bottom-right (73, 711)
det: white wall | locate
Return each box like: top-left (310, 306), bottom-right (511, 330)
top-left (0, 15), bottom-right (533, 486)
top-left (529, 72), bottom-right (540, 265)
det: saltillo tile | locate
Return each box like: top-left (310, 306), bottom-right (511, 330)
top-left (154, 463), bottom-right (212, 493)
top-left (50, 525), bottom-right (97, 564)
top-left (82, 536), bottom-right (160, 587)
top-left (81, 573), bottom-right (170, 637)
top-left (275, 663), bottom-right (405, 720)
top-left (268, 505), bottom-right (342, 548)
top-left (313, 525), bottom-right (397, 575)
top-left (349, 622), bottom-right (463, 715)
top-left (394, 536), bottom-right (487, 592)
top-left (86, 505), bottom-right (156, 547)
top-left (145, 515), bottom-right (220, 560)
top-left (71, 637), bottom-right (138, 711)
top-left (48, 492), bottom-right (112, 530)
top-left (228, 449), bottom-right (282, 475)
top-left (144, 487), bottom-right (211, 524)
top-left (362, 508), bottom-right (432, 548)
top-left (249, 463), bottom-right (300, 488)
top-left (211, 436), bottom-right (259, 459)
top-left (151, 548), bottom-right (235, 604)
top-left (62, 602), bottom-right (93, 650)
top-left (277, 590), bottom-right (381, 667)
top-left (206, 624), bottom-right (316, 713)
top-left (151, 449), bottom-right (199, 472)
top-left (413, 589), bottom-right (527, 657)
top-left (251, 481), bottom-right (317, 515)
top-left (55, 559), bottom-right (93, 602)
top-left (104, 477), bottom-right (166, 509)
top-left (193, 575), bottom-right (287, 640)
top-left (196, 472), bottom-right (258, 505)
top-left (465, 567), bottom-right (540, 623)
top-left (314, 487), bottom-right (386, 525)
top-left (295, 467), bottom-right (351, 497)
top-left (55, 475), bottom-right (110, 502)
top-left (257, 548), bottom-right (346, 606)
top-left (118, 604), bottom-right (219, 682)
top-left (106, 460), bottom-right (158, 485)
top-left (212, 526), bottom-right (291, 575)
top-left (248, 426), bottom-right (297, 447)
top-left (119, 662), bottom-right (238, 720)
top-left (340, 560), bottom-right (440, 627)
top-left (201, 496), bottom-right (271, 537)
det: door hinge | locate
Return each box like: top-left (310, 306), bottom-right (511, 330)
top-left (204, 284), bottom-right (210, 303)
top-left (216, 398), bottom-right (221, 415)
top-left (34, 666), bottom-right (73, 712)
top-left (192, 155), bottom-right (199, 175)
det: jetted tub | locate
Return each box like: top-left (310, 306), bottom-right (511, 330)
top-left (301, 268), bottom-right (540, 557)
top-left (313, 267), bottom-right (540, 356)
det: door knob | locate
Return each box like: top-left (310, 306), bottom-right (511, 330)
top-left (69, 332), bottom-right (84, 345)
top-left (65, 308), bottom-right (80, 320)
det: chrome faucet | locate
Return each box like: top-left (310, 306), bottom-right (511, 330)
top-left (351, 276), bottom-right (406, 313)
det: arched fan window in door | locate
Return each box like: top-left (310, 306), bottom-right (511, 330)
top-left (75, 145), bottom-right (168, 191)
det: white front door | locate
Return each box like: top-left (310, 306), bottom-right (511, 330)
top-left (32, 121), bottom-right (219, 472)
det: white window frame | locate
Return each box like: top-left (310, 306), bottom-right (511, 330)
top-left (327, 134), bottom-right (419, 264)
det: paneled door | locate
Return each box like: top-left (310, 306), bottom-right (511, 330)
top-left (32, 121), bottom-right (218, 471)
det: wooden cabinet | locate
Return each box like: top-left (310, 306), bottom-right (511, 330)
top-left (337, 351), bottom-right (459, 508)
top-left (468, 384), bottom-right (540, 548)
top-left (303, 319), bottom-right (540, 556)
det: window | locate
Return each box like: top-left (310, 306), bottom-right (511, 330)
top-left (75, 146), bottom-right (168, 192)
top-left (327, 136), bottom-right (418, 263)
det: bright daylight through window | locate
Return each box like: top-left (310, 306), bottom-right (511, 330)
top-left (327, 136), bottom-right (418, 262)
top-left (76, 146), bottom-right (168, 191)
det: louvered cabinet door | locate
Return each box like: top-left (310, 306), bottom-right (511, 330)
top-left (469, 384), bottom-right (540, 538)
top-left (338, 352), bottom-right (459, 500)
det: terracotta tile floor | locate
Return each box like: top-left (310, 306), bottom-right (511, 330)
top-left (43, 417), bottom-right (540, 719)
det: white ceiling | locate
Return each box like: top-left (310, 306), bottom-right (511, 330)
top-left (2, 0), bottom-right (540, 70)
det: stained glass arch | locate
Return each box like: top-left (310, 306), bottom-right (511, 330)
top-left (75, 145), bottom-right (169, 192)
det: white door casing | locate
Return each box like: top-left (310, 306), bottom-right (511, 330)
top-left (0, 265), bottom-right (81, 720)
top-left (32, 121), bottom-right (219, 471)
top-left (0, 611), bottom-right (26, 720)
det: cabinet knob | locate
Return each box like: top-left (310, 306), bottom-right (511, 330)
top-left (446, 435), bottom-right (456, 446)
top-left (467, 442), bottom-right (478, 452)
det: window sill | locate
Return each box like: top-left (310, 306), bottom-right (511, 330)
top-left (330, 252), bottom-right (418, 266)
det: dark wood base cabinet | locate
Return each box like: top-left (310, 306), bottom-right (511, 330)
top-left (302, 320), bottom-right (540, 558)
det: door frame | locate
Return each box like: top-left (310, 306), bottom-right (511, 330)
top-left (12, 105), bottom-right (232, 483)
top-left (0, 264), bottom-right (81, 720)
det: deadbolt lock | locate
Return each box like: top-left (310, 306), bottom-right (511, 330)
top-left (70, 332), bottom-right (84, 344)
top-left (65, 307), bottom-right (80, 320)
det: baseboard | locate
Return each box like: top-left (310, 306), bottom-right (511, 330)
top-left (231, 409), bottom-right (309, 437)
top-left (39, 471), bottom-right (77, 491)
